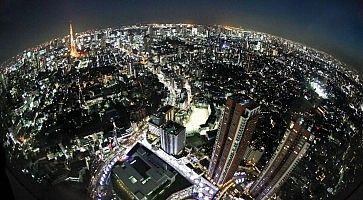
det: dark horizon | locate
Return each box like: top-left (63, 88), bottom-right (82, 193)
top-left (1, 0), bottom-right (362, 73)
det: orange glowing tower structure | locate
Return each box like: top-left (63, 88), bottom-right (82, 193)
top-left (69, 23), bottom-right (80, 58)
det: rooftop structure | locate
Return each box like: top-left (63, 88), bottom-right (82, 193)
top-left (112, 143), bottom-right (191, 200)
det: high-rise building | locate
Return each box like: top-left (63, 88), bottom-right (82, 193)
top-left (127, 62), bottom-right (133, 77)
top-left (0, 74), bottom-right (6, 92)
top-left (160, 121), bottom-right (186, 155)
top-left (148, 112), bottom-right (165, 136)
top-left (158, 105), bottom-right (175, 121)
top-left (249, 121), bottom-right (313, 200)
top-left (143, 32), bottom-right (152, 55)
top-left (208, 95), bottom-right (260, 185)
top-left (148, 105), bottom-right (175, 136)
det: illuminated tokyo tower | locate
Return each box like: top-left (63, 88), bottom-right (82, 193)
top-left (69, 23), bottom-right (80, 58)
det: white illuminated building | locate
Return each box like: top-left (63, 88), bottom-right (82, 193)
top-left (160, 121), bottom-right (186, 155)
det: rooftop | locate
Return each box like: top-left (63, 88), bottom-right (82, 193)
top-left (162, 121), bottom-right (185, 135)
top-left (112, 143), bottom-right (179, 200)
top-left (228, 94), bottom-right (259, 110)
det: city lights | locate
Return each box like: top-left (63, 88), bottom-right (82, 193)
top-left (0, 23), bottom-right (362, 200)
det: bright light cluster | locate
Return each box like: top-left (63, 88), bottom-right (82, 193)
top-left (310, 81), bottom-right (328, 99)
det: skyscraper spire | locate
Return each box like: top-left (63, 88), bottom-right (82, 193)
top-left (69, 22), bottom-right (80, 58)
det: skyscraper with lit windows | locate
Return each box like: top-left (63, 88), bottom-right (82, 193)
top-left (208, 94), bottom-right (260, 185)
top-left (249, 121), bottom-right (313, 200)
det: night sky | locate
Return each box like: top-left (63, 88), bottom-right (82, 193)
top-left (0, 0), bottom-right (362, 72)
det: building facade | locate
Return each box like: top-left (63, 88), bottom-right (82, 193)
top-left (208, 95), bottom-right (260, 185)
top-left (249, 121), bottom-right (312, 200)
top-left (160, 121), bottom-right (186, 155)
top-left (148, 112), bottom-right (165, 136)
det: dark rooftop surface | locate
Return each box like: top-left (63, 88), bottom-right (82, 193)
top-left (112, 143), bottom-right (192, 199)
top-left (228, 94), bottom-right (259, 109)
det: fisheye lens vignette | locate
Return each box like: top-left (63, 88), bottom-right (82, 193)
top-left (1, 23), bottom-right (362, 200)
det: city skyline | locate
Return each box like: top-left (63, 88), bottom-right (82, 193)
top-left (0, 0), bottom-right (362, 74)
top-left (0, 9), bottom-right (362, 200)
